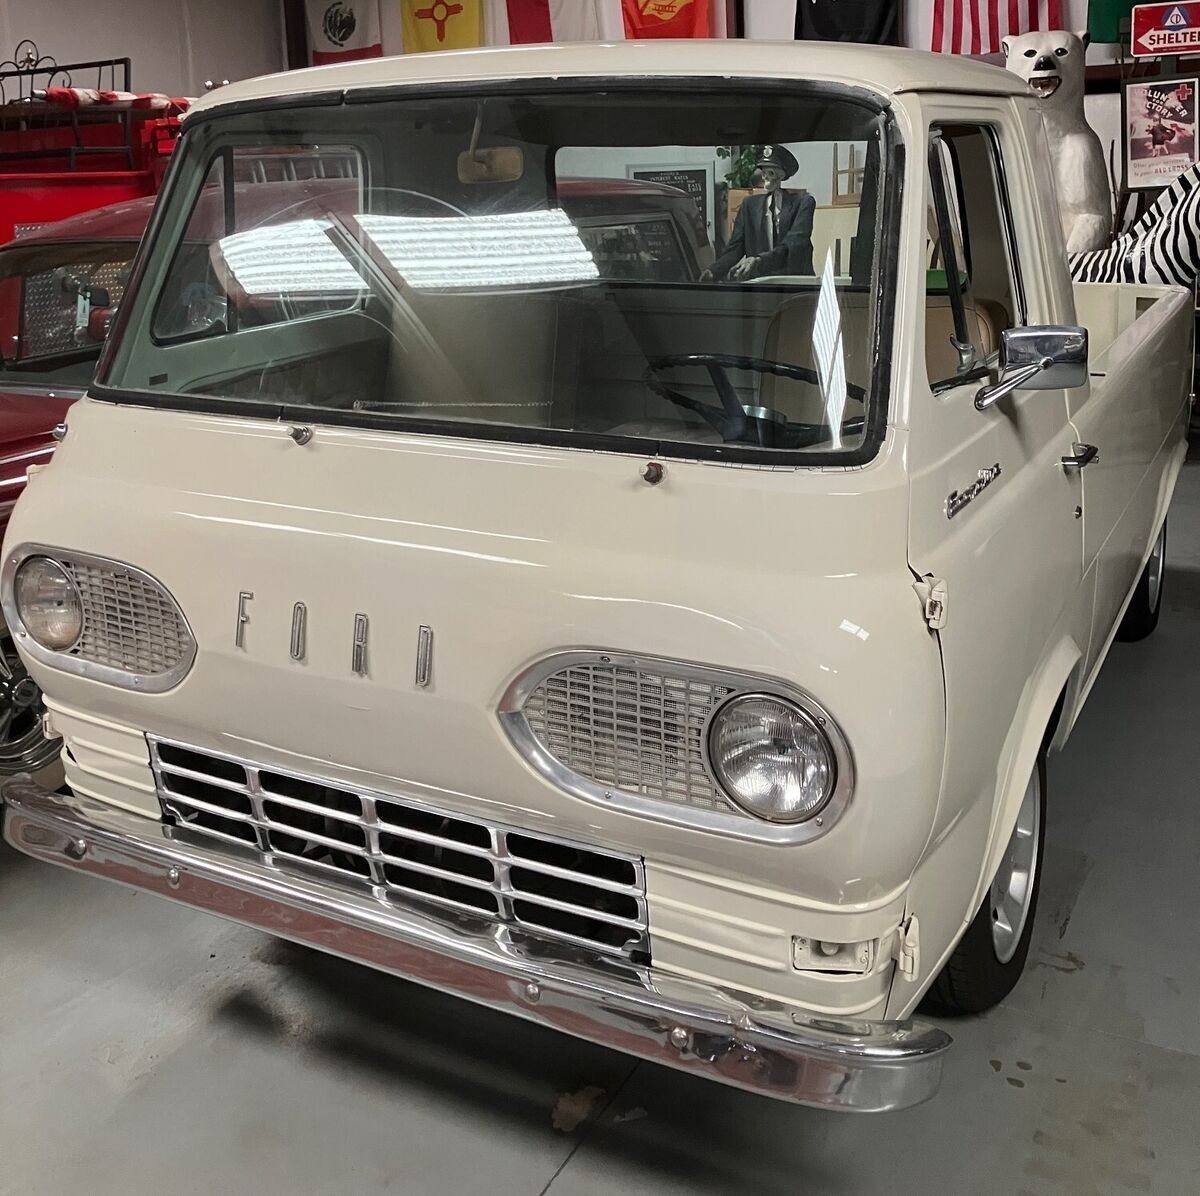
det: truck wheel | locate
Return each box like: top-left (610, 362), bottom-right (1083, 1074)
top-left (924, 755), bottom-right (1046, 1015)
top-left (1117, 521), bottom-right (1166, 642)
top-left (0, 623), bottom-right (59, 775)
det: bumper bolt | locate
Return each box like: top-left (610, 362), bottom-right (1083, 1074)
top-left (524, 982), bottom-right (541, 1003)
top-left (669, 1026), bottom-right (690, 1051)
top-left (167, 867), bottom-right (181, 889)
top-left (64, 837), bottom-right (87, 860)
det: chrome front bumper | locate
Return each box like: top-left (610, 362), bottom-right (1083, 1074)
top-left (2, 778), bottom-right (951, 1112)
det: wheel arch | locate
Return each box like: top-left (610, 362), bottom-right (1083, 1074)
top-left (970, 636), bottom-right (1081, 919)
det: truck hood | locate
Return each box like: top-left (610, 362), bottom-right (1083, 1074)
top-left (7, 397), bottom-right (943, 901)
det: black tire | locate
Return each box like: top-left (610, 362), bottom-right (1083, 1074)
top-left (1117, 521), bottom-right (1166, 642)
top-left (923, 754), bottom-right (1046, 1016)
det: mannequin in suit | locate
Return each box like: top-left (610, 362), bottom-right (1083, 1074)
top-left (703, 144), bottom-right (816, 281)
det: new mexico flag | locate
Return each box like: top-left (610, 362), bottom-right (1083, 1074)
top-left (402, 0), bottom-right (483, 50)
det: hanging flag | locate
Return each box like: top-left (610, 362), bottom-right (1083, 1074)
top-left (905, 0), bottom-right (1063, 54)
top-left (795, 1), bottom-right (897, 44)
top-left (305, 0), bottom-right (383, 64)
top-left (742, 1), bottom-right (894, 43)
top-left (1087, 0), bottom-right (1136, 43)
top-left (402, 0), bottom-right (484, 51)
top-left (621, 0), bottom-right (710, 39)
top-left (487, 0), bottom-right (602, 42)
top-left (485, 0), bottom-right (723, 43)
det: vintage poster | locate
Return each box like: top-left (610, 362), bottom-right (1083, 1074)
top-left (1126, 78), bottom-right (1198, 190)
top-left (631, 166), bottom-right (711, 232)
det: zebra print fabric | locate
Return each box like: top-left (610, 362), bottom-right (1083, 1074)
top-left (1070, 165), bottom-right (1200, 285)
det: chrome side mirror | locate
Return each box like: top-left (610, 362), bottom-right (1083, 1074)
top-left (975, 324), bottom-right (1087, 412)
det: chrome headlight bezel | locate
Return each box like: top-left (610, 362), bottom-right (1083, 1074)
top-left (1, 544), bottom-right (197, 693)
top-left (12, 555), bottom-right (84, 651)
top-left (706, 692), bottom-right (838, 824)
top-left (499, 649), bottom-right (855, 845)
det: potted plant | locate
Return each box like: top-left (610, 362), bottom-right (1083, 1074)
top-left (718, 144), bottom-right (762, 236)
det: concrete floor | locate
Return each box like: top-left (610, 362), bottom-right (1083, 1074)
top-left (4, 462), bottom-right (1200, 1196)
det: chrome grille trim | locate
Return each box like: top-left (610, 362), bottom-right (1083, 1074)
top-left (148, 736), bottom-right (649, 960)
top-left (499, 650), bottom-right (855, 846)
top-left (1, 544), bottom-right (196, 693)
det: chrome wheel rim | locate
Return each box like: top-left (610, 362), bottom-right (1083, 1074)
top-left (0, 627), bottom-right (58, 773)
top-left (1147, 524), bottom-right (1166, 613)
top-left (990, 766), bottom-right (1041, 965)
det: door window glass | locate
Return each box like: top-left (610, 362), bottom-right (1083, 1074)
top-left (151, 145), bottom-right (366, 342)
top-left (925, 125), bottom-right (1024, 391)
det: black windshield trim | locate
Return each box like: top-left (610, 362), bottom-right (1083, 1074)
top-left (86, 381), bottom-right (875, 465)
top-left (93, 78), bottom-right (900, 469)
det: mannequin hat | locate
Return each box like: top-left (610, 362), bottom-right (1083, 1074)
top-left (756, 144), bottom-right (799, 178)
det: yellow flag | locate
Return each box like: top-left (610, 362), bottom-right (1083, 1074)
top-left (401, 0), bottom-right (483, 51)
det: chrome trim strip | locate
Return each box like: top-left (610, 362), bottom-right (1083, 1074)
top-left (498, 649), bottom-right (855, 846)
top-left (148, 735), bottom-right (649, 959)
top-left (0, 543), bottom-right (198, 694)
top-left (3, 777), bottom-right (950, 1113)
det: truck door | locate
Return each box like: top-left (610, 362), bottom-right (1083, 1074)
top-left (904, 115), bottom-right (1092, 970)
top-left (1065, 288), bottom-right (1192, 678)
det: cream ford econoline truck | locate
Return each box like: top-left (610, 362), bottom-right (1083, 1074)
top-left (1, 42), bottom-right (1191, 1112)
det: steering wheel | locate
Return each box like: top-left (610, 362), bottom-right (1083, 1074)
top-left (644, 353), bottom-right (867, 448)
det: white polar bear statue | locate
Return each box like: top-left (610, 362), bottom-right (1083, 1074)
top-left (1004, 29), bottom-right (1111, 253)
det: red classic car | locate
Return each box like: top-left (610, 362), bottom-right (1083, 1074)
top-left (0, 201), bottom-right (145, 772)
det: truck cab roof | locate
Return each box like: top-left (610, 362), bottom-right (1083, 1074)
top-left (187, 40), bottom-right (1030, 122)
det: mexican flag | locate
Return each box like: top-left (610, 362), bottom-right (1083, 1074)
top-left (306, 0), bottom-right (383, 64)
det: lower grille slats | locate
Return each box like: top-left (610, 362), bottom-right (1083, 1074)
top-left (149, 737), bottom-right (649, 961)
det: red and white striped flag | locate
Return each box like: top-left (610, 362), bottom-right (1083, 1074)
top-left (485, 0), bottom-right (725, 43)
top-left (906, 0), bottom-right (1063, 55)
top-left (484, 0), bottom-right (609, 41)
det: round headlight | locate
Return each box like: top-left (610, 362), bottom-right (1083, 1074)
top-left (708, 694), bottom-right (836, 823)
top-left (14, 556), bottom-right (83, 651)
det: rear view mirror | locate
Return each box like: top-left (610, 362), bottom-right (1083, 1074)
top-left (86, 307), bottom-right (114, 343)
top-left (976, 325), bottom-right (1088, 411)
top-left (457, 145), bottom-right (524, 184)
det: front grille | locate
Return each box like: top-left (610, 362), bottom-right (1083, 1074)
top-left (63, 558), bottom-right (193, 677)
top-left (149, 738), bottom-right (649, 960)
top-left (519, 660), bottom-right (737, 813)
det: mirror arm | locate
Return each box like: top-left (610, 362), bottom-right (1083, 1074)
top-left (974, 357), bottom-right (1050, 412)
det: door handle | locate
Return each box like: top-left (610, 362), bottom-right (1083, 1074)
top-left (1061, 443), bottom-right (1099, 470)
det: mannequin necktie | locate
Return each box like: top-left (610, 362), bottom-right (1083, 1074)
top-left (767, 193), bottom-right (780, 248)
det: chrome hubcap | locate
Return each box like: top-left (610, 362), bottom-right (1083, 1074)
top-left (1147, 524), bottom-right (1166, 613)
top-left (0, 628), bottom-right (58, 773)
top-left (990, 766), bottom-right (1041, 964)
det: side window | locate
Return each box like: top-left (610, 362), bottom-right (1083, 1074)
top-left (925, 125), bottom-right (1023, 390)
top-left (151, 145), bottom-right (365, 343)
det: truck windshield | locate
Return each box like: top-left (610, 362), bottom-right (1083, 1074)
top-left (99, 85), bottom-right (894, 462)
top-left (0, 240), bottom-right (137, 390)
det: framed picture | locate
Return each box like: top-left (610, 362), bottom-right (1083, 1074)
top-left (628, 164), bottom-right (713, 238)
top-left (1124, 78), bottom-right (1199, 191)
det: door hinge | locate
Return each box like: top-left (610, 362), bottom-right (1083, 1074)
top-left (913, 575), bottom-right (948, 630)
top-left (894, 915), bottom-right (921, 981)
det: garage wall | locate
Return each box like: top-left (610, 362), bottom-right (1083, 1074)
top-left (0, 0), bottom-right (284, 97)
